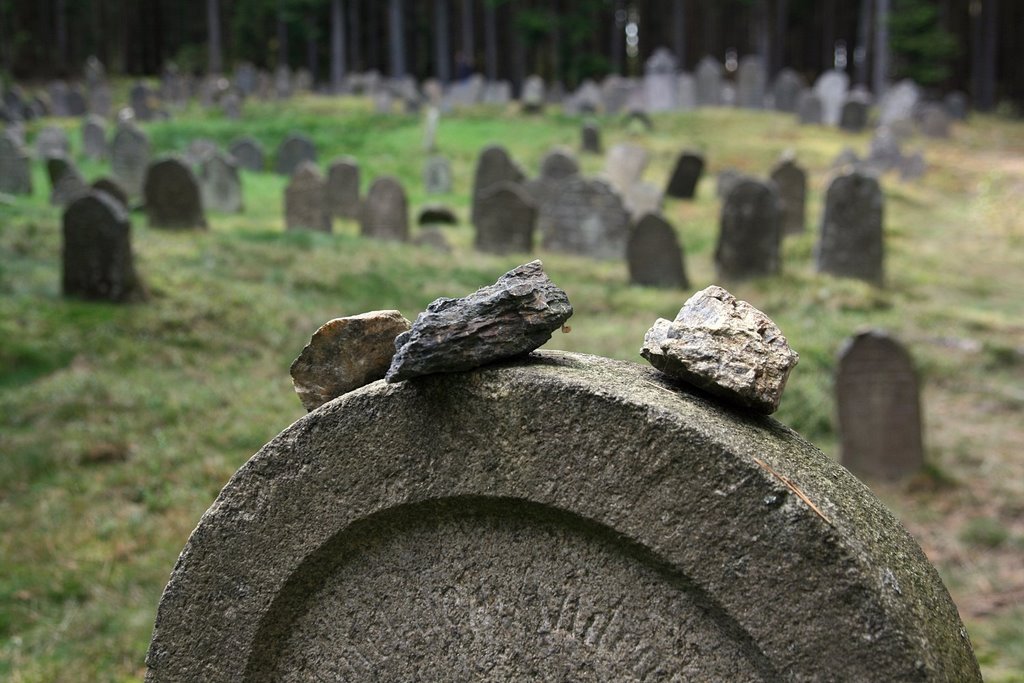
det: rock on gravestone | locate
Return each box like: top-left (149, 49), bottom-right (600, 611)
top-left (538, 177), bottom-right (631, 260)
top-left (360, 176), bottom-right (409, 242)
top-left (627, 212), bottom-right (688, 289)
top-left (81, 115), bottom-right (107, 160)
top-left (275, 134), bottom-right (317, 176)
top-left (326, 157), bottom-right (361, 219)
top-left (736, 55), bottom-right (766, 109)
top-left (470, 145), bottom-right (526, 223)
top-left (200, 151), bottom-right (243, 214)
top-left (813, 69), bottom-right (849, 127)
top-left (771, 68), bottom-right (806, 112)
top-left (837, 330), bottom-right (925, 481)
top-left (284, 162), bottom-right (330, 232)
top-left (474, 181), bottom-right (536, 255)
top-left (715, 179), bottom-right (782, 281)
top-left (144, 157), bottom-right (208, 229)
top-left (229, 137), bottom-right (265, 172)
top-left (0, 129), bottom-right (32, 195)
top-left (695, 55), bottom-right (723, 106)
top-left (816, 171), bottom-right (884, 285)
top-left (423, 155), bottom-right (453, 195)
top-left (770, 156), bottom-right (807, 235)
top-left (110, 122), bottom-right (151, 199)
top-left (145, 349), bottom-right (981, 682)
top-left (62, 191), bottom-right (144, 302)
top-left (665, 151), bottom-right (705, 199)
top-left (643, 48), bottom-right (679, 112)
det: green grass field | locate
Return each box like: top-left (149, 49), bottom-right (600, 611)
top-left (2, 94), bottom-right (1023, 681)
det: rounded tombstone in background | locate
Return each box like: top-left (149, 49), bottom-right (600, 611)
top-left (145, 352), bottom-right (981, 682)
top-left (274, 133), bottom-right (317, 176)
top-left (360, 176), bottom-right (409, 242)
top-left (715, 178), bottom-right (782, 281)
top-left (62, 191), bottom-right (144, 303)
top-left (626, 212), bottom-right (688, 289)
top-left (816, 170), bottom-right (884, 285)
top-left (284, 162), bottom-right (330, 233)
top-left (143, 156), bottom-right (208, 230)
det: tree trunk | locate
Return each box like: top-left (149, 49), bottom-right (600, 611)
top-left (277, 1), bottom-right (289, 68)
top-left (821, 0), bottom-right (835, 69)
top-left (753, 0), bottom-right (769, 68)
top-left (306, 15), bottom-right (318, 82)
top-left (611, 0), bottom-right (624, 74)
top-left (388, 0), bottom-right (406, 78)
top-left (672, 0), bottom-right (685, 68)
top-left (460, 0), bottom-right (474, 67)
top-left (55, 0), bottom-right (68, 73)
top-left (434, 0), bottom-right (451, 82)
top-left (854, 0), bottom-right (872, 86)
top-left (773, 0), bottom-right (789, 76)
top-left (978, 0), bottom-right (997, 110)
top-left (509, 3), bottom-right (525, 88)
top-left (331, 0), bottom-right (346, 91)
top-left (208, 0), bottom-right (223, 74)
top-left (872, 0), bottom-right (889, 96)
top-left (484, 2), bottom-right (497, 80)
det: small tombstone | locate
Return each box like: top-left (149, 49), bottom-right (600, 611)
top-left (622, 181), bottom-right (664, 221)
top-left (473, 181), bottom-right (536, 255)
top-left (360, 176), bottom-right (409, 242)
top-left (813, 69), bottom-right (849, 126)
top-left (736, 55), bottom-right (766, 109)
top-left (326, 158), bottom-right (361, 219)
top-left (837, 331), bottom-right (924, 481)
top-left (899, 151), bottom-right (926, 181)
top-left (471, 145), bottom-right (526, 223)
top-left (228, 137), bottom-right (265, 172)
top-left (275, 134), bottom-right (317, 176)
top-left (48, 81), bottom-right (70, 116)
top-left (678, 73), bottom-right (697, 110)
top-left (943, 91), bottom-right (968, 120)
top-left (771, 68), bottom-right (806, 112)
top-left (82, 115), bottom-right (108, 160)
top-left (715, 179), bottom-right (781, 281)
top-left (66, 86), bottom-right (87, 116)
top-left (918, 104), bottom-right (951, 139)
top-left (600, 75), bottom-right (634, 114)
top-left (770, 157), bottom-right (807, 235)
top-left (417, 204), bottom-right (458, 226)
top-left (85, 56), bottom-right (106, 87)
top-left (285, 162), bottom-right (330, 232)
top-left (627, 212), bottom-right (688, 289)
top-left (796, 91), bottom-right (823, 125)
top-left (878, 79), bottom-right (921, 125)
top-left (481, 80), bottom-right (512, 106)
top-left (46, 156), bottom-right (88, 206)
top-left (221, 92), bottom-right (242, 120)
top-left (839, 96), bottom-right (869, 133)
top-left (62, 191), bottom-right (144, 302)
top-left (524, 148), bottom-right (580, 212)
top-left (580, 122), bottom-right (602, 154)
top-left (110, 122), bottom-right (152, 198)
top-left (603, 143), bottom-right (649, 196)
top-left (130, 82), bottom-right (155, 121)
top-left (664, 151), bottom-right (705, 200)
top-left (36, 126), bottom-right (71, 159)
top-left (716, 169), bottom-right (746, 199)
top-left (521, 75), bottom-right (545, 114)
top-left (868, 126), bottom-right (903, 171)
top-left (423, 156), bottom-right (453, 195)
top-left (538, 177), bottom-right (631, 260)
top-left (695, 55), bottom-right (723, 106)
top-left (644, 48), bottom-right (679, 112)
top-left (816, 171), bottom-right (884, 284)
top-left (92, 177), bottom-right (129, 209)
top-left (143, 156), bottom-right (208, 230)
top-left (200, 152), bottom-right (243, 213)
top-left (89, 85), bottom-right (112, 118)
top-left (0, 129), bottom-right (32, 195)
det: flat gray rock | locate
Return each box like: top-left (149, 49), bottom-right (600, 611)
top-left (641, 285), bottom-right (798, 414)
top-left (291, 311), bottom-right (412, 411)
top-left (386, 260), bottom-right (572, 382)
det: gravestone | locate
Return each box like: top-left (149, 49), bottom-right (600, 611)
top-left (326, 158), bottom-right (361, 219)
top-left (36, 125), bottom-right (71, 159)
top-left (62, 192), bottom-right (144, 302)
top-left (678, 73), bottom-right (697, 110)
top-left (275, 134), bottom-right (317, 176)
top-left (622, 181), bottom-right (663, 221)
top-left (538, 177), bottom-right (631, 260)
top-left (837, 331), bottom-right (925, 481)
top-left (186, 138), bottom-right (219, 167)
top-left (868, 126), bottom-right (903, 171)
top-left (92, 177), bottom-right (129, 209)
top-left (46, 156), bottom-right (88, 206)
top-left (524, 148), bottom-right (581, 212)
top-left (447, 73), bottom-right (484, 108)
top-left (716, 169), bottom-right (746, 199)
top-left (770, 157), bottom-right (807, 235)
top-left (85, 56), bottom-right (106, 87)
top-left (89, 84), bottom-right (112, 117)
top-left (771, 68), bottom-right (806, 112)
top-left (471, 145), bottom-right (526, 223)
top-left (417, 204), bottom-right (458, 226)
top-left (644, 48), bottom-right (679, 112)
top-left (222, 92), bottom-right (242, 120)
top-left (600, 75), bottom-right (634, 114)
top-left (879, 79), bottom-right (921, 125)
top-left (360, 176), bottom-right (409, 242)
top-left (944, 91), bottom-right (968, 120)
top-left (627, 212), bottom-right (688, 289)
top-left (235, 62), bottom-right (258, 96)
top-left (110, 122), bottom-right (152, 198)
top-left (521, 75), bottom-right (545, 114)
top-left (474, 181), bottom-right (536, 255)
top-left (695, 56), bottom-right (723, 106)
top-left (144, 157), bottom-right (207, 230)
top-left (412, 226), bottom-right (452, 253)
top-left (839, 96), bottom-right (869, 133)
top-left (229, 137), bottom-right (265, 172)
top-left (603, 143), bottom-right (649, 196)
top-left (423, 106), bottom-right (440, 151)
top-left (82, 115), bottom-right (108, 160)
top-left (48, 81), bottom-right (70, 117)
top-left (900, 151), bottom-right (926, 181)
top-left (200, 152), bottom-right (243, 213)
top-left (715, 179), bottom-right (781, 281)
top-left (423, 156), bottom-right (453, 195)
top-left (580, 122), bottom-right (602, 154)
top-left (816, 171), bottom-right (884, 284)
top-left (813, 69), bottom-right (849, 126)
top-left (0, 130), bottom-right (32, 195)
top-left (130, 82), bottom-right (155, 121)
top-left (481, 80), bottom-right (512, 106)
top-left (145, 351), bottom-right (981, 682)
top-left (918, 104), bottom-right (951, 139)
top-left (67, 85), bottom-right (87, 116)
top-left (736, 56), bottom-right (766, 109)
top-left (664, 151), bottom-right (705, 200)
top-left (285, 162), bottom-right (330, 232)
top-left (796, 91), bottom-right (823, 125)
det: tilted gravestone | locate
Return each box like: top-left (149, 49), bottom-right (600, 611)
top-left (770, 157), bottom-right (807, 235)
top-left (200, 151), bottom-right (243, 214)
top-left (837, 331), bottom-right (925, 481)
top-left (473, 181), bottom-right (536, 255)
top-left (664, 151), bottom-right (705, 200)
top-left (82, 115), bottom-right (108, 160)
top-left (285, 162), bottom-right (330, 232)
top-left (816, 171), bottom-right (884, 285)
top-left (695, 55), bottom-right (723, 106)
top-left (46, 156), bottom-right (89, 206)
top-left (110, 122), bottom-right (152, 199)
top-left (62, 191), bottom-right (144, 302)
top-left (643, 48), bottom-right (679, 112)
top-left (275, 134), bottom-right (317, 176)
top-left (145, 351), bottom-right (981, 682)
top-left (0, 129), bottom-right (32, 195)
top-left (796, 91), bottom-right (823, 125)
top-left (326, 158), bottom-right (361, 219)
top-left (771, 68), bottom-right (806, 112)
top-left (471, 145), bottom-right (526, 224)
top-left (423, 155), bottom-right (453, 195)
top-left (143, 157), bottom-right (208, 230)
top-left (715, 179), bottom-right (782, 281)
top-left (538, 177), bottom-right (631, 260)
top-left (360, 176), bottom-right (409, 242)
top-left (627, 212), bottom-right (688, 289)
top-left (736, 55), bottom-right (766, 109)
top-left (229, 137), bottom-right (265, 172)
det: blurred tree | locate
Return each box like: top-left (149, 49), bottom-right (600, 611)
top-left (330, 0), bottom-right (345, 91)
top-left (208, 0), bottom-right (224, 73)
top-left (889, 0), bottom-right (958, 85)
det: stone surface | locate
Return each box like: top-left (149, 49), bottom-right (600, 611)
top-left (229, 137), bottom-right (265, 172)
top-left (412, 226), bottom-right (452, 252)
top-left (326, 157), bottom-right (361, 219)
top-left (879, 79), bottom-right (921, 125)
top-left (290, 310), bottom-right (412, 411)
top-left (284, 162), bottom-right (330, 232)
top-left (644, 48), bottom-right (679, 112)
top-left (839, 96), bottom-right (869, 132)
top-left (816, 171), bottom-right (884, 284)
top-left (621, 181), bottom-right (663, 221)
top-left (474, 181), bottom-right (536, 255)
top-left (580, 122), bottom-right (602, 154)
top-left (627, 212), bottom-right (688, 289)
top-left (770, 157), bottom-right (807, 235)
top-left (199, 151), bottom-right (243, 213)
top-left (771, 68), bottom-right (806, 112)
top-left (715, 179), bottom-right (782, 281)
top-left (46, 156), bottom-right (88, 206)
top-left (813, 69), bottom-right (849, 126)
top-left (423, 155), bottom-right (453, 194)
top-left (837, 330), bottom-right (925, 480)
top-left (110, 122), bottom-right (151, 198)
top-left (716, 168), bottom-right (746, 199)
top-left (144, 156), bottom-right (207, 229)
top-left (36, 125), bottom-right (70, 159)
top-left (387, 261), bottom-right (571, 383)
top-left (918, 104), bottom-right (951, 138)
top-left (471, 145), bottom-right (525, 224)
top-left (641, 285), bottom-right (798, 414)
top-left (91, 177), bottom-right (129, 209)
top-left (521, 75), bottom-right (546, 113)
top-left (360, 176), bottom-right (409, 242)
top-left (695, 55), bottom-right (723, 106)
top-left (664, 151), bottom-right (705, 199)
top-left (275, 134), bottom-right (317, 176)
top-left (62, 191), bottom-right (144, 302)
top-left (602, 143), bottom-right (649, 196)
top-left (146, 350), bottom-right (981, 683)
top-left (538, 177), bottom-right (632, 260)
top-left (796, 91), bottom-right (823, 125)
top-left (82, 115), bottom-right (108, 160)
top-left (736, 55), bottom-right (766, 109)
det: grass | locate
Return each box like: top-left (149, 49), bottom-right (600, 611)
top-left (2, 94), bottom-right (1024, 681)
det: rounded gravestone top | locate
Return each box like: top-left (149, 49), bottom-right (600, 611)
top-left (146, 351), bottom-right (980, 682)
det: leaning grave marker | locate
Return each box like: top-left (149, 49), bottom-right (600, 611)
top-left (62, 191), bottom-right (144, 303)
top-left (627, 212), bottom-right (688, 289)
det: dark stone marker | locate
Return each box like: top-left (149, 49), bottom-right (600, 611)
top-left (837, 330), bottom-right (925, 481)
top-left (538, 177), bottom-right (632, 260)
top-left (146, 351), bottom-right (981, 682)
top-left (627, 212), bottom-right (688, 289)
top-left (715, 179), bottom-right (781, 281)
top-left (82, 115), bottom-right (108, 160)
top-left (228, 137), bottom-right (265, 172)
top-left (796, 91), bottom-right (823, 125)
top-left (474, 181), bottom-right (536, 255)
top-left (770, 157), bottom-right (807, 235)
top-left (284, 162), bottom-right (330, 232)
top-left (839, 97), bottom-right (869, 133)
top-left (326, 157), bottom-right (361, 219)
top-left (62, 191), bottom-right (144, 302)
top-left (581, 123), bottom-right (602, 154)
top-left (0, 129), bottom-right (32, 195)
top-left (771, 68), bottom-right (806, 112)
top-left (360, 176), bottom-right (409, 242)
top-left (418, 204), bottom-right (459, 226)
top-left (471, 145), bottom-right (525, 224)
top-left (110, 122), bottom-right (151, 199)
top-left (143, 156), bottom-right (208, 230)
top-left (816, 171), bottom-right (884, 285)
top-left (200, 152), bottom-right (243, 214)
top-left (46, 156), bottom-right (88, 206)
top-left (91, 177), bottom-right (129, 209)
top-left (664, 151), bottom-right (705, 199)
top-left (944, 91), bottom-right (968, 120)
top-left (539, 148), bottom-right (580, 180)
top-left (275, 134), bottom-right (317, 176)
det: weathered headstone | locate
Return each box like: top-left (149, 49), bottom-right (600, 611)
top-left (474, 181), bottom-right (536, 255)
top-left (284, 162), bottom-right (330, 232)
top-left (67, 85), bottom-right (87, 116)
top-left (200, 152), bottom-right (243, 214)
top-left (62, 191), bottom-right (144, 302)
top-left (878, 79), bottom-right (921, 126)
top-left (600, 75), bottom-right (635, 114)
top-left (36, 125), bottom-right (71, 159)
top-left (943, 91), bottom-right (968, 120)
top-left (481, 80), bottom-right (512, 106)
top-left (796, 91), bottom-right (823, 125)
top-left (275, 134), bottom-right (317, 176)
top-left (868, 126), bottom-right (903, 171)
top-left (695, 56), bottom-right (723, 106)
top-left (360, 176), bottom-right (409, 242)
top-left (770, 157), bottom-right (807, 235)
top-left (326, 158), bottom-right (361, 219)
top-left (145, 350), bottom-right (982, 682)
top-left (110, 122), bottom-right (151, 199)
top-left (0, 129), bottom-right (32, 195)
top-left (771, 68), bottom-right (806, 112)
top-left (603, 143), bottom-right (649, 196)
top-left (89, 84), bottom-right (112, 118)
top-left (837, 330), bottom-right (925, 481)
top-left (622, 181), bottom-right (663, 221)
top-left (899, 151), bottom-right (926, 181)
top-left (130, 82), bottom-right (156, 121)
top-left (580, 122), bottom-right (602, 154)
top-left (677, 73), bottom-right (697, 111)
top-left (521, 75), bottom-right (546, 114)
top-left (813, 69), bottom-right (849, 126)
top-left (92, 177), bottom-right (129, 209)
top-left (664, 151), bottom-right (705, 200)
top-left (538, 177), bottom-right (631, 260)
top-left (423, 156), bottom-right (453, 195)
top-left (839, 96), bottom-right (869, 133)
top-left (627, 212), bottom-right (688, 289)
top-left (229, 137), bottom-right (265, 172)
top-left (81, 115), bottom-right (108, 160)
top-left (715, 179), bottom-right (781, 281)
top-left (471, 145), bottom-right (525, 223)
top-left (716, 169), bottom-right (746, 199)
top-left (143, 157), bottom-right (208, 230)
top-left (736, 56), bottom-right (766, 109)
top-left (643, 48), bottom-right (679, 112)
top-left (46, 156), bottom-right (88, 206)
top-left (918, 104), bottom-right (951, 139)
top-left (816, 171), bottom-right (884, 284)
